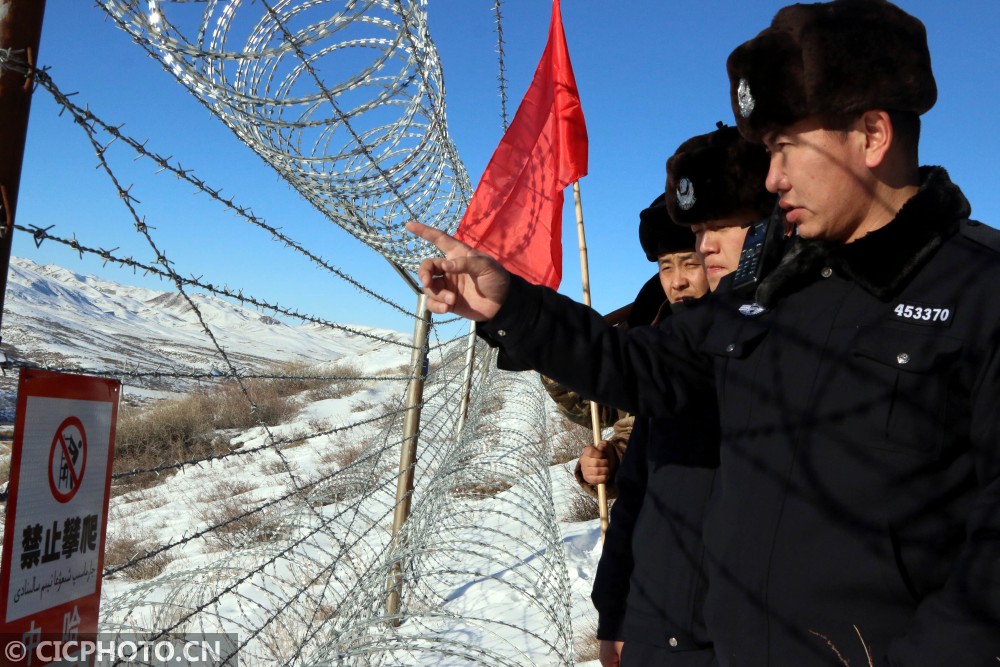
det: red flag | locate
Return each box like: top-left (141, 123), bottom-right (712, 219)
top-left (455, 0), bottom-right (588, 290)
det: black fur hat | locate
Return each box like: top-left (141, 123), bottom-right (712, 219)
top-left (638, 193), bottom-right (697, 262)
top-left (727, 0), bottom-right (936, 141)
top-left (665, 124), bottom-right (774, 226)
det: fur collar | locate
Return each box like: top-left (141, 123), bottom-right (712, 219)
top-left (755, 166), bottom-right (971, 306)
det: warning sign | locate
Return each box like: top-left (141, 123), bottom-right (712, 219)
top-left (0, 369), bottom-right (120, 647)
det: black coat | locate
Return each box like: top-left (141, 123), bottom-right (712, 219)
top-left (593, 412), bottom-right (719, 665)
top-left (482, 168), bottom-right (1000, 666)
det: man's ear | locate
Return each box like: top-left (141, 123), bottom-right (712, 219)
top-left (861, 109), bottom-right (893, 169)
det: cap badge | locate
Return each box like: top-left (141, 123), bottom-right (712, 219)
top-left (738, 78), bottom-right (755, 118)
top-left (677, 178), bottom-right (696, 211)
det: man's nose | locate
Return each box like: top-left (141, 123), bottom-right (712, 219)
top-left (765, 155), bottom-right (786, 193)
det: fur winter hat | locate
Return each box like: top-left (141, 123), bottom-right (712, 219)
top-left (665, 124), bottom-right (774, 226)
top-left (727, 0), bottom-right (936, 141)
top-left (638, 193), bottom-right (697, 262)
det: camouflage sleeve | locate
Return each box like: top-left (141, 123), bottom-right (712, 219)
top-left (608, 414), bottom-right (634, 452)
top-left (540, 374), bottom-right (618, 429)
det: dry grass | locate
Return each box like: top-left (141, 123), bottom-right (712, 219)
top-left (562, 485), bottom-right (600, 522)
top-left (810, 626), bottom-right (875, 667)
top-left (351, 396), bottom-right (401, 417)
top-left (478, 393), bottom-right (505, 416)
top-left (196, 479), bottom-right (255, 504)
top-left (374, 363), bottom-right (412, 378)
top-left (550, 417), bottom-right (590, 465)
top-left (450, 478), bottom-right (513, 499)
top-left (104, 527), bottom-right (175, 581)
top-left (573, 619), bottom-right (600, 662)
top-left (199, 492), bottom-right (280, 551)
top-left (320, 435), bottom-right (372, 470)
top-left (306, 360), bottom-right (371, 400)
top-left (261, 457), bottom-right (299, 477)
top-left (0, 456), bottom-right (9, 488)
top-left (112, 371), bottom-right (313, 488)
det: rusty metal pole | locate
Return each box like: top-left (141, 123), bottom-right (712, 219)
top-left (385, 291), bottom-right (430, 625)
top-left (0, 0), bottom-right (46, 350)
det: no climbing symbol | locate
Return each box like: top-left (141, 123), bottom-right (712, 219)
top-left (48, 416), bottom-right (87, 503)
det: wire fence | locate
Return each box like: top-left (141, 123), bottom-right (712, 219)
top-left (0, 1), bottom-right (586, 665)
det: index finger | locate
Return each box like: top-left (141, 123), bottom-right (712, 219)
top-left (406, 220), bottom-right (469, 257)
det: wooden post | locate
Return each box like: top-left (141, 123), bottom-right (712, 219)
top-left (386, 291), bottom-right (431, 625)
top-left (0, 0), bottom-right (47, 350)
top-left (573, 181), bottom-right (609, 539)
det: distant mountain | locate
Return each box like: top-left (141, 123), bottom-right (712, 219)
top-left (0, 258), bottom-right (412, 410)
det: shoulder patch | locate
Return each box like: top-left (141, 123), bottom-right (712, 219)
top-left (959, 219), bottom-right (1000, 252)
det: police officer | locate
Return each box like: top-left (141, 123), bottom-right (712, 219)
top-left (406, 1), bottom-right (1000, 664)
top-left (543, 194), bottom-right (707, 501)
top-left (593, 125), bottom-right (773, 667)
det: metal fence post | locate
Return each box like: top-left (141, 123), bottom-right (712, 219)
top-left (385, 291), bottom-right (430, 624)
top-left (454, 321), bottom-right (478, 436)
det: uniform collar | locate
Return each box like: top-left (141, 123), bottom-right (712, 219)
top-left (755, 166), bottom-right (971, 305)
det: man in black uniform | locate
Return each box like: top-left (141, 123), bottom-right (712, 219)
top-left (547, 194), bottom-right (707, 502)
top-left (406, 1), bottom-right (1000, 664)
top-left (593, 125), bottom-right (773, 667)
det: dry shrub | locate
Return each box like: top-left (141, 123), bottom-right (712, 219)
top-left (307, 361), bottom-right (370, 400)
top-left (320, 436), bottom-right (372, 470)
top-left (563, 485), bottom-right (601, 522)
top-left (573, 618), bottom-right (601, 663)
top-left (375, 363), bottom-right (412, 378)
top-left (196, 479), bottom-right (255, 504)
top-left (261, 457), bottom-right (299, 477)
top-left (312, 479), bottom-right (367, 506)
top-left (450, 478), bottom-right (512, 499)
top-left (307, 417), bottom-right (331, 433)
top-left (0, 456), bottom-right (9, 488)
top-left (113, 393), bottom-right (222, 487)
top-left (351, 397), bottom-right (403, 426)
top-left (210, 379), bottom-right (300, 429)
top-left (550, 417), bottom-right (590, 465)
top-left (350, 397), bottom-right (393, 414)
top-left (258, 361), bottom-right (334, 396)
top-left (113, 374), bottom-right (305, 485)
top-left (479, 393), bottom-right (505, 416)
top-left (104, 528), bottom-right (174, 581)
top-left (199, 493), bottom-right (279, 550)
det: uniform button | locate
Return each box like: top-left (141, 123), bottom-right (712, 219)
top-left (725, 344), bottom-right (736, 353)
top-left (897, 353), bottom-right (910, 365)
top-left (821, 267), bottom-right (833, 278)
top-left (496, 329), bottom-right (506, 337)
top-left (668, 637), bottom-right (679, 647)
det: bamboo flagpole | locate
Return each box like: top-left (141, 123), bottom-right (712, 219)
top-left (572, 180), bottom-right (609, 539)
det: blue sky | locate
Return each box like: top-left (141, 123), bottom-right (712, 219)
top-left (13, 1), bottom-right (1000, 333)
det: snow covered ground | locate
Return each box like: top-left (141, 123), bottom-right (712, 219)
top-left (0, 258), bottom-right (607, 665)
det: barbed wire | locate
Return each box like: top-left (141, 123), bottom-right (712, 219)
top-left (98, 357), bottom-right (576, 666)
top-left (1, 2), bottom-right (589, 665)
top-left (96, 0), bottom-right (472, 271)
top-left (13, 220), bottom-right (413, 349)
top-left (27, 61), bottom-right (415, 318)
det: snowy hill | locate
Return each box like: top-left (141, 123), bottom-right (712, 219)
top-left (0, 257), bottom-right (416, 422)
top-left (0, 257), bottom-right (411, 387)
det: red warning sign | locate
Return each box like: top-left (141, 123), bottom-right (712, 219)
top-left (49, 416), bottom-right (88, 503)
top-left (0, 369), bottom-right (120, 654)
